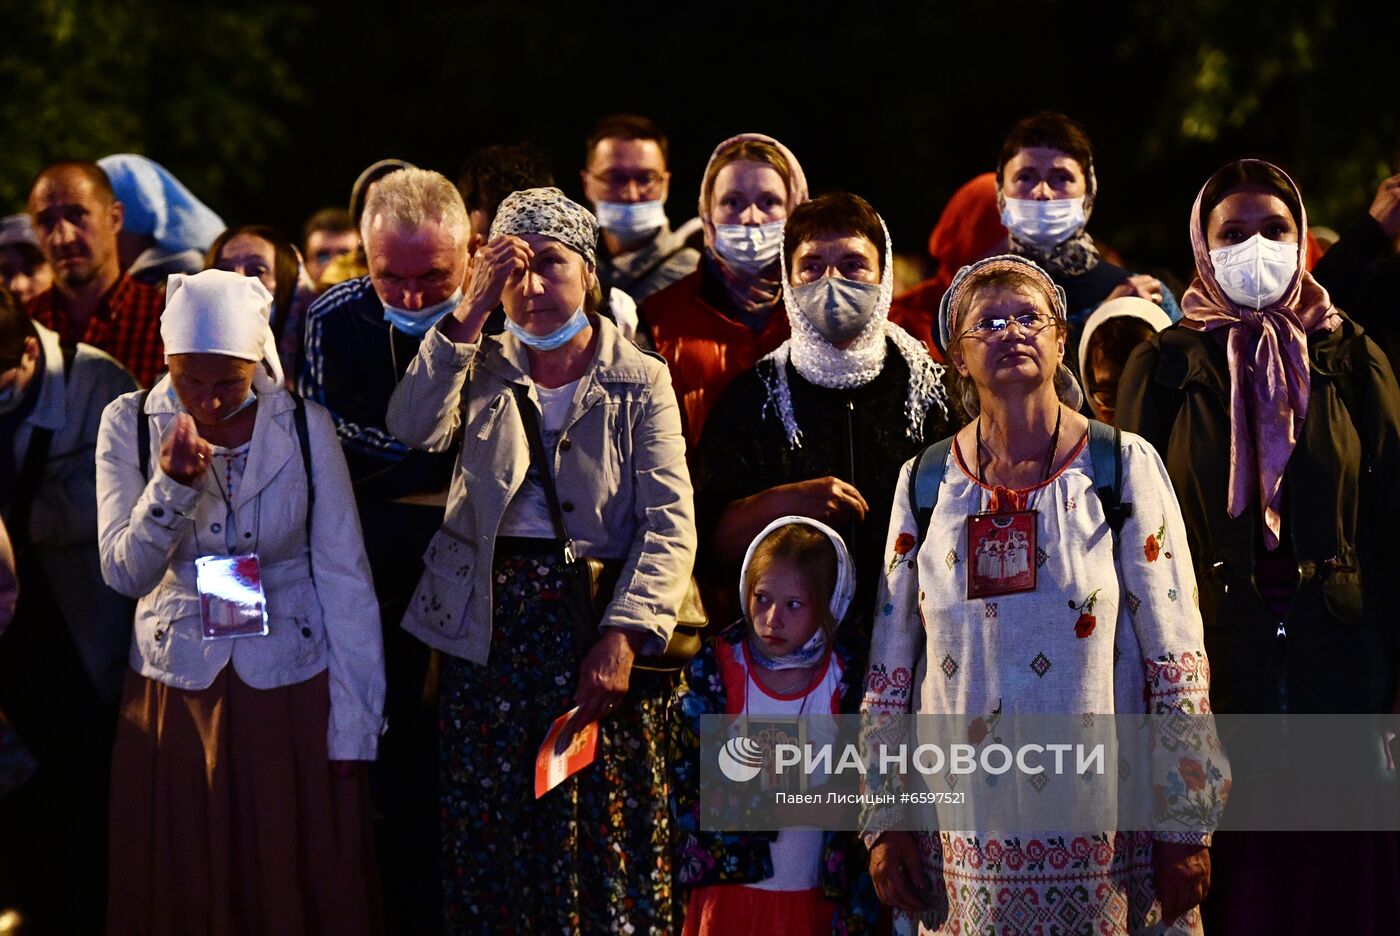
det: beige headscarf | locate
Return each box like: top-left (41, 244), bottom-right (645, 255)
top-left (698, 133), bottom-right (811, 317)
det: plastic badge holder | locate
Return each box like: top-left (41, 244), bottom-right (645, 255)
top-left (195, 554), bottom-right (270, 640)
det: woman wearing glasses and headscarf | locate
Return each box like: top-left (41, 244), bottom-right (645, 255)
top-left (863, 255), bottom-right (1221, 934)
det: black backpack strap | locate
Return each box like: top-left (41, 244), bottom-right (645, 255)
top-left (291, 393), bottom-right (314, 544)
top-left (135, 390), bottom-right (152, 478)
top-left (1087, 419), bottom-right (1131, 544)
top-left (908, 436), bottom-right (955, 542)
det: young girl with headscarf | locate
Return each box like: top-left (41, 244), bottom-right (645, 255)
top-left (671, 516), bottom-right (876, 934)
top-left (640, 132), bottom-right (810, 449)
top-left (1116, 158), bottom-right (1400, 933)
top-left (96, 269), bottom-right (384, 935)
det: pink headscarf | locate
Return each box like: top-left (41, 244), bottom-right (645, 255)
top-left (698, 133), bottom-right (810, 317)
top-left (1181, 159), bottom-right (1341, 550)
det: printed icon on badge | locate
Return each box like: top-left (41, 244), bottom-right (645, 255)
top-left (718, 736), bottom-right (765, 782)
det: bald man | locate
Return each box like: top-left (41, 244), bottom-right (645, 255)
top-left (26, 162), bottom-right (165, 386)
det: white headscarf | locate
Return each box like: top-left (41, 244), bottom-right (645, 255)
top-left (739, 516), bottom-right (856, 670)
top-left (1076, 296), bottom-right (1172, 384)
top-left (760, 214), bottom-right (948, 447)
top-left (160, 269), bottom-right (283, 389)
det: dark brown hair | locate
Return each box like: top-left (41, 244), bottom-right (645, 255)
top-left (1197, 161), bottom-right (1302, 240)
top-left (996, 112), bottom-right (1094, 184)
top-left (586, 113), bottom-right (670, 167)
top-left (302, 207), bottom-right (355, 246)
top-left (783, 192), bottom-right (885, 276)
top-left (456, 144), bottom-right (556, 220)
top-left (204, 225), bottom-right (299, 325)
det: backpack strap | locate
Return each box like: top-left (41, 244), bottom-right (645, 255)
top-left (908, 437), bottom-right (956, 542)
top-left (135, 391), bottom-right (313, 543)
top-left (291, 393), bottom-right (314, 544)
top-left (1087, 419), bottom-right (1131, 542)
top-left (135, 390), bottom-right (152, 477)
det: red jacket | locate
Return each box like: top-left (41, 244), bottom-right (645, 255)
top-left (641, 268), bottom-right (790, 450)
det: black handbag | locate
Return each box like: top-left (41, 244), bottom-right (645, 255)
top-left (513, 386), bottom-right (705, 673)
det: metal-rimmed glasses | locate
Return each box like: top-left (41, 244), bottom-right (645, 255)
top-left (956, 312), bottom-right (1059, 342)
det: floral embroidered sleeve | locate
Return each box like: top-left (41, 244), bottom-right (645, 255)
top-left (859, 458), bottom-right (928, 845)
top-left (1114, 434), bottom-right (1229, 846)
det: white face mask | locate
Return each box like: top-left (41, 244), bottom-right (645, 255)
top-left (1001, 196), bottom-right (1087, 248)
top-left (594, 200), bottom-right (667, 238)
top-left (713, 220), bottom-right (785, 274)
top-left (1209, 233), bottom-right (1298, 310)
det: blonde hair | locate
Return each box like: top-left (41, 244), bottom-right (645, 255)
top-left (744, 524), bottom-right (839, 650)
top-left (361, 167), bottom-right (470, 246)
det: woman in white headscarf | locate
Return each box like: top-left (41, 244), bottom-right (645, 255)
top-left (692, 192), bottom-right (955, 634)
top-left (96, 269), bottom-right (384, 935)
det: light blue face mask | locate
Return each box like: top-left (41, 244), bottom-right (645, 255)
top-left (504, 306), bottom-right (590, 351)
top-left (382, 288), bottom-right (464, 337)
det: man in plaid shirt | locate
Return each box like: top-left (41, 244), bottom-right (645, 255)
top-left (25, 162), bottom-right (165, 388)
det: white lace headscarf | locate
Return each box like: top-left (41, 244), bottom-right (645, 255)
top-left (759, 213), bottom-right (948, 447)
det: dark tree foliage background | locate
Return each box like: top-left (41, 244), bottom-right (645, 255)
top-left (2, 0), bottom-right (1397, 283)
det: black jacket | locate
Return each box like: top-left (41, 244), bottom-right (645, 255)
top-left (1117, 315), bottom-right (1400, 714)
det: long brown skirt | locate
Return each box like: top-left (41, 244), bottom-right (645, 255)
top-left (106, 667), bottom-right (381, 936)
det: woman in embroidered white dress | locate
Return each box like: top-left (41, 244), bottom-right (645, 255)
top-left (861, 255), bottom-right (1223, 935)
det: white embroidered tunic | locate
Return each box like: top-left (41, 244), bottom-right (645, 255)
top-left (862, 430), bottom-right (1223, 935)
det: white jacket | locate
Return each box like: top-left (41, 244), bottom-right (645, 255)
top-left (96, 377), bottom-right (385, 760)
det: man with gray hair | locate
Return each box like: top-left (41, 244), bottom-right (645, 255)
top-left (299, 166), bottom-right (470, 935)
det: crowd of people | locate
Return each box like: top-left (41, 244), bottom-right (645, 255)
top-left (1, 109), bottom-right (1399, 935)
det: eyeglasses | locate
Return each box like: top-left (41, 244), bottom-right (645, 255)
top-left (957, 312), bottom-right (1058, 341)
top-left (586, 170), bottom-right (667, 198)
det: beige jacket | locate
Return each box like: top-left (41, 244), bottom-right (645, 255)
top-left (386, 314), bottom-right (695, 664)
top-left (96, 378), bottom-right (385, 760)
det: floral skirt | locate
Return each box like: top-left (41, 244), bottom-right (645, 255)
top-left (439, 548), bottom-right (673, 934)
